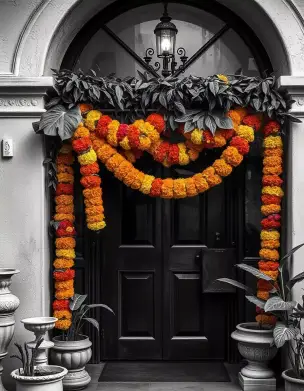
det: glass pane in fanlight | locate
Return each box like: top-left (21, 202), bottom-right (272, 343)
top-left (180, 29), bottom-right (260, 78)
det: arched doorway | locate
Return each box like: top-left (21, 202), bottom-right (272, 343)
top-left (62, 1), bottom-right (273, 364)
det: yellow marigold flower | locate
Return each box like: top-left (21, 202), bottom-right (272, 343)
top-left (54, 213), bottom-right (75, 223)
top-left (55, 319), bottom-right (72, 330)
top-left (130, 171), bottom-right (145, 190)
top-left (124, 169), bottom-right (138, 187)
top-left (202, 167), bottom-right (222, 187)
top-left (213, 159), bottom-right (233, 177)
top-left (85, 205), bottom-right (104, 216)
top-left (55, 288), bottom-right (75, 300)
top-left (119, 136), bottom-right (131, 150)
top-left (55, 279), bottom-right (74, 290)
top-left (261, 204), bottom-right (281, 216)
top-left (139, 136), bottom-right (151, 150)
top-left (193, 174), bottom-right (209, 193)
top-left (56, 249), bottom-right (76, 259)
top-left (57, 173), bottom-right (74, 184)
top-left (78, 148), bottom-right (97, 165)
top-left (107, 120), bottom-right (119, 146)
top-left (114, 161), bottom-right (132, 181)
top-left (191, 129), bottom-right (203, 144)
top-left (221, 146), bottom-right (243, 167)
top-left (217, 74), bottom-right (229, 84)
top-left (262, 186), bottom-right (284, 197)
top-left (133, 119), bottom-right (145, 128)
top-left (56, 204), bottom-right (74, 214)
top-left (91, 137), bottom-right (105, 151)
top-left (261, 240), bottom-right (280, 249)
top-left (161, 178), bottom-right (174, 199)
top-left (261, 230), bottom-right (280, 241)
top-left (84, 197), bottom-right (102, 208)
top-left (74, 126), bottom-right (90, 139)
top-left (55, 195), bottom-right (73, 206)
top-left (260, 248), bottom-right (280, 261)
top-left (55, 237), bottom-right (76, 249)
top-left (185, 177), bottom-right (198, 197)
top-left (88, 221), bottom-right (106, 231)
top-left (263, 165), bottom-right (283, 176)
top-left (257, 290), bottom-right (270, 301)
top-left (264, 148), bottom-right (283, 157)
top-left (263, 156), bottom-right (283, 167)
top-left (173, 179), bottom-right (187, 198)
top-left (85, 110), bottom-right (102, 131)
top-left (123, 150), bottom-right (136, 163)
top-left (234, 107), bottom-right (248, 121)
top-left (53, 258), bottom-right (74, 269)
top-left (140, 175), bottom-right (155, 194)
top-left (178, 143), bottom-right (190, 165)
top-left (228, 110), bottom-right (241, 126)
top-left (96, 144), bottom-right (116, 163)
top-left (263, 136), bottom-right (283, 149)
top-left (263, 270), bottom-right (279, 280)
top-left (86, 214), bottom-right (105, 224)
top-left (214, 135), bottom-right (226, 147)
top-left (53, 310), bottom-right (72, 320)
top-left (236, 125), bottom-right (254, 142)
top-left (105, 153), bottom-right (124, 172)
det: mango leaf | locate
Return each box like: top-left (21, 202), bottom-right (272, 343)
top-left (174, 101), bottom-right (186, 114)
top-left (70, 294), bottom-right (87, 311)
top-left (214, 115), bottom-right (233, 129)
top-left (245, 295), bottom-right (266, 309)
top-left (39, 105), bottom-right (81, 140)
top-left (204, 116), bottom-right (217, 134)
top-left (87, 304), bottom-right (115, 315)
top-left (83, 317), bottom-right (100, 332)
top-left (287, 271), bottom-right (304, 290)
top-left (236, 264), bottom-right (273, 281)
top-left (264, 297), bottom-right (296, 313)
top-left (279, 243), bottom-right (304, 271)
top-left (217, 278), bottom-right (253, 293)
top-left (273, 322), bottom-right (298, 348)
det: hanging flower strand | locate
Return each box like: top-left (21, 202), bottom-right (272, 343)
top-left (53, 143), bottom-right (76, 330)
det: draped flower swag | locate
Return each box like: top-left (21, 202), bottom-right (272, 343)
top-left (35, 71), bottom-right (292, 330)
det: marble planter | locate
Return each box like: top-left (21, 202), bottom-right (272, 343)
top-left (282, 369), bottom-right (304, 391)
top-left (0, 268), bottom-right (20, 391)
top-left (11, 365), bottom-right (67, 391)
top-left (50, 335), bottom-right (92, 390)
top-left (231, 322), bottom-right (277, 391)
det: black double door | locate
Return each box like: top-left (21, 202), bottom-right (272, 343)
top-left (99, 153), bottom-right (242, 361)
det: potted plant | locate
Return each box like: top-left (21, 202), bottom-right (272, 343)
top-left (11, 336), bottom-right (67, 391)
top-left (50, 293), bottom-right (114, 390)
top-left (217, 244), bottom-right (304, 389)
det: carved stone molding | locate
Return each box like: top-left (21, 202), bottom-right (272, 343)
top-left (278, 76), bottom-right (304, 117)
top-left (0, 76), bottom-right (53, 117)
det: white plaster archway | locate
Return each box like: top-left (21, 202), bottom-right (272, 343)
top-left (11, 0), bottom-right (304, 77)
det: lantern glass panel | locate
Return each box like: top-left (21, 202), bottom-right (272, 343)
top-left (156, 28), bottom-right (176, 57)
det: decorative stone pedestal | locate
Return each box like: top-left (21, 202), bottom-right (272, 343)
top-left (239, 372), bottom-right (276, 391)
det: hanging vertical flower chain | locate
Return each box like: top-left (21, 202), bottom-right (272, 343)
top-left (72, 110), bottom-right (106, 231)
top-left (256, 120), bottom-right (283, 325)
top-left (53, 144), bottom-right (76, 330)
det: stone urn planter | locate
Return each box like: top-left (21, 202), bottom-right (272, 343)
top-left (50, 335), bottom-right (92, 390)
top-left (231, 322), bottom-right (277, 390)
top-left (11, 365), bottom-right (67, 391)
top-left (282, 369), bottom-right (304, 391)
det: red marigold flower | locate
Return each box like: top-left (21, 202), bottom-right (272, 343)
top-left (56, 184), bottom-right (74, 196)
top-left (96, 115), bottom-right (112, 138)
top-left (167, 144), bottom-right (180, 165)
top-left (117, 124), bottom-right (129, 142)
top-left (203, 131), bottom-right (215, 148)
top-left (258, 260), bottom-right (279, 271)
top-left (267, 214), bottom-right (281, 221)
top-left (150, 178), bottom-right (163, 197)
top-left (72, 137), bottom-right (91, 154)
top-left (80, 175), bottom-right (101, 188)
top-left (220, 129), bottom-right (235, 140)
top-left (262, 175), bottom-right (283, 187)
top-left (146, 113), bottom-right (165, 133)
top-left (261, 195), bottom-right (281, 205)
top-left (243, 115), bottom-right (262, 131)
top-left (127, 125), bottom-right (140, 149)
top-left (257, 279), bottom-right (274, 291)
top-left (53, 269), bottom-right (75, 281)
top-left (80, 162), bottom-right (100, 176)
top-left (56, 220), bottom-right (76, 237)
top-left (230, 136), bottom-right (250, 155)
top-left (261, 218), bottom-right (281, 230)
top-left (53, 299), bottom-right (70, 311)
top-left (154, 142), bottom-right (170, 163)
top-left (264, 121), bottom-right (280, 136)
top-left (79, 103), bottom-right (93, 114)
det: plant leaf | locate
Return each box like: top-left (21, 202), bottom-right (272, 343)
top-left (70, 294), bottom-right (87, 311)
top-left (236, 264), bottom-right (273, 281)
top-left (279, 243), bottom-right (304, 271)
top-left (273, 322), bottom-right (298, 348)
top-left (86, 304), bottom-right (115, 315)
top-left (264, 296), bottom-right (296, 312)
top-left (217, 278), bottom-right (253, 293)
top-left (245, 295), bottom-right (266, 309)
top-left (214, 115), bottom-right (233, 130)
top-left (83, 317), bottom-right (100, 332)
top-left (287, 271), bottom-right (304, 290)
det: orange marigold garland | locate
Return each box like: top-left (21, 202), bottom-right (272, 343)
top-left (53, 144), bottom-right (76, 330)
top-left (256, 120), bottom-right (283, 325)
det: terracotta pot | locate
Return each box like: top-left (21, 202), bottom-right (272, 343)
top-left (282, 369), bottom-right (304, 391)
top-left (11, 365), bottom-right (67, 391)
top-left (231, 322), bottom-right (277, 379)
top-left (50, 335), bottom-right (92, 390)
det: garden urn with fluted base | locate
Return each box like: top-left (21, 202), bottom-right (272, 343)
top-left (231, 322), bottom-right (277, 391)
top-left (50, 335), bottom-right (92, 390)
top-left (0, 268), bottom-right (20, 391)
